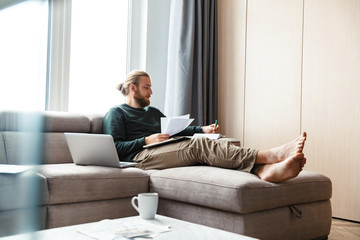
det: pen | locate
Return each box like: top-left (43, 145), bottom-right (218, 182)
top-left (214, 120), bottom-right (218, 133)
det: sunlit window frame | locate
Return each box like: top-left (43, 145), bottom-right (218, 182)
top-left (47, 0), bottom-right (142, 112)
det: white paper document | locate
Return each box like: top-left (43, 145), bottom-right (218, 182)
top-left (192, 133), bottom-right (222, 140)
top-left (161, 114), bottom-right (194, 136)
top-left (0, 164), bottom-right (34, 174)
top-left (77, 218), bottom-right (171, 240)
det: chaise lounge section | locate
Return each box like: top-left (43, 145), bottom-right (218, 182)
top-left (0, 111), bottom-right (332, 239)
top-left (150, 166), bottom-right (332, 239)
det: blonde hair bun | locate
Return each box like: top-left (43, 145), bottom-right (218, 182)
top-left (117, 70), bottom-right (150, 97)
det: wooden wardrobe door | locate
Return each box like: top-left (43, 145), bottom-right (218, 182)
top-left (244, 0), bottom-right (303, 148)
top-left (302, 0), bottom-right (360, 221)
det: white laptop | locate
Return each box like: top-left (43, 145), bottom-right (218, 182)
top-left (64, 133), bottom-right (137, 168)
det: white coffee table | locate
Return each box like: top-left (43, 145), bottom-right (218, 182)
top-left (2, 215), bottom-right (257, 240)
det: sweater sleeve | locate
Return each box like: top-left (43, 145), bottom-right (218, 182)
top-left (103, 108), bottom-right (145, 162)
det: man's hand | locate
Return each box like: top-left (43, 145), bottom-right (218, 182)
top-left (145, 133), bottom-right (170, 145)
top-left (202, 123), bottom-right (219, 134)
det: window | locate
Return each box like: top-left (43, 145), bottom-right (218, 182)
top-left (68, 0), bottom-right (129, 113)
top-left (0, 0), bottom-right (169, 113)
top-left (0, 0), bottom-right (49, 111)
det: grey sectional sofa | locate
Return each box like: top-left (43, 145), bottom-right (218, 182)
top-left (0, 111), bottom-right (332, 240)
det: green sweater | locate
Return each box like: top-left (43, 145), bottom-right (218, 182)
top-left (103, 104), bottom-right (203, 162)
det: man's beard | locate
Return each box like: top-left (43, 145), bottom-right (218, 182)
top-left (134, 93), bottom-right (150, 108)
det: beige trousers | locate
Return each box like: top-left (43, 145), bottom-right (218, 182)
top-left (134, 137), bottom-right (258, 172)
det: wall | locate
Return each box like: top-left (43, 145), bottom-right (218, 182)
top-left (218, 0), bottom-right (360, 222)
top-left (217, 0), bottom-right (246, 142)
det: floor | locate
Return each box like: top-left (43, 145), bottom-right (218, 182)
top-left (328, 218), bottom-right (360, 240)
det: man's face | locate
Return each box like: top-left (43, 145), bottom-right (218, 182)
top-left (133, 76), bottom-right (152, 108)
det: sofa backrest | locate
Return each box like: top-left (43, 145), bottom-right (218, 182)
top-left (0, 111), bottom-right (104, 165)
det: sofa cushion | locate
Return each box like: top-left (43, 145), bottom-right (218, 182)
top-left (0, 133), bottom-right (6, 164)
top-left (39, 164), bottom-right (149, 204)
top-left (88, 114), bottom-right (104, 134)
top-left (0, 111), bottom-right (45, 132)
top-left (43, 111), bottom-right (90, 133)
top-left (149, 166), bottom-right (332, 214)
top-left (42, 133), bottom-right (73, 164)
top-left (0, 111), bottom-right (91, 133)
top-left (1, 132), bottom-right (73, 165)
top-left (2, 132), bottom-right (45, 165)
top-left (0, 171), bottom-right (49, 211)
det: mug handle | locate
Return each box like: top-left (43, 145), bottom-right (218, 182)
top-left (131, 196), bottom-right (139, 213)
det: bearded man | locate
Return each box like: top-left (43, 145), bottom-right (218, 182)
top-left (103, 70), bottom-right (307, 183)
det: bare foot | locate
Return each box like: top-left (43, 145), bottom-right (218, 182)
top-left (256, 153), bottom-right (305, 183)
top-left (256, 132), bottom-right (307, 164)
top-left (299, 158), bottom-right (307, 171)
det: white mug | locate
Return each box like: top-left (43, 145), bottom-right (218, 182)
top-left (131, 193), bottom-right (159, 219)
